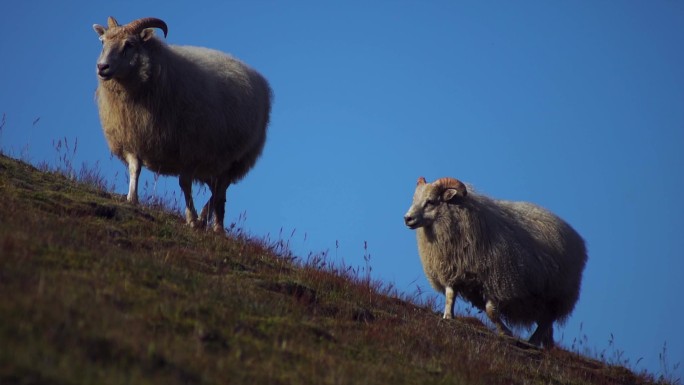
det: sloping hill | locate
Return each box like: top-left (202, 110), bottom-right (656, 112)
top-left (0, 154), bottom-right (664, 385)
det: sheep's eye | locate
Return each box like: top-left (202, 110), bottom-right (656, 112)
top-left (122, 41), bottom-right (133, 53)
top-left (425, 199), bottom-right (437, 207)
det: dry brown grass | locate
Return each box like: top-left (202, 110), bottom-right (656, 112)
top-left (0, 153), bottom-right (673, 385)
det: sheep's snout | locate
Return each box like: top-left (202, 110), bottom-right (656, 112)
top-left (97, 63), bottom-right (113, 80)
top-left (404, 212), bottom-right (420, 229)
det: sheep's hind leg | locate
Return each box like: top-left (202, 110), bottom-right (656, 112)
top-left (529, 319), bottom-right (554, 348)
top-left (197, 195), bottom-right (213, 229)
top-left (196, 178), bottom-right (228, 233)
top-left (485, 300), bottom-right (512, 336)
top-left (179, 173), bottom-right (198, 227)
top-left (125, 153), bottom-right (141, 204)
top-left (208, 178), bottom-right (229, 234)
top-left (197, 178), bottom-right (215, 229)
top-left (443, 286), bottom-right (456, 319)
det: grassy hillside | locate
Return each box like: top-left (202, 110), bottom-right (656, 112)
top-left (0, 153), bottom-right (669, 385)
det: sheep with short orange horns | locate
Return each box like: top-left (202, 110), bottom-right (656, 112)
top-left (93, 16), bottom-right (272, 232)
top-left (404, 177), bottom-right (587, 347)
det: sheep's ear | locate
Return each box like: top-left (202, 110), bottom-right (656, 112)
top-left (442, 188), bottom-right (465, 202)
top-left (93, 24), bottom-right (106, 37)
top-left (140, 28), bottom-right (156, 41)
top-left (107, 16), bottom-right (119, 28)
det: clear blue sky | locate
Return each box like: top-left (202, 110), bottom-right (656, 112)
top-left (1, 1), bottom-right (682, 378)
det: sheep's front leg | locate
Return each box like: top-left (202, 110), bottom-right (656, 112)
top-left (443, 286), bottom-right (456, 319)
top-left (125, 153), bottom-right (141, 204)
top-left (485, 300), bottom-right (512, 336)
top-left (179, 173), bottom-right (198, 227)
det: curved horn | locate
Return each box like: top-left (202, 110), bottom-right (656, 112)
top-left (107, 16), bottom-right (119, 28)
top-left (417, 176), bottom-right (427, 186)
top-left (125, 17), bottom-right (168, 38)
top-left (433, 177), bottom-right (467, 196)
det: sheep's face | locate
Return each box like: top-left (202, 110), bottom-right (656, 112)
top-left (93, 26), bottom-right (156, 81)
top-left (404, 177), bottom-right (467, 229)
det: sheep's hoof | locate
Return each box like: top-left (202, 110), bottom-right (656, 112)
top-left (187, 219), bottom-right (203, 229)
top-left (528, 335), bottom-right (554, 349)
top-left (442, 313), bottom-right (453, 320)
